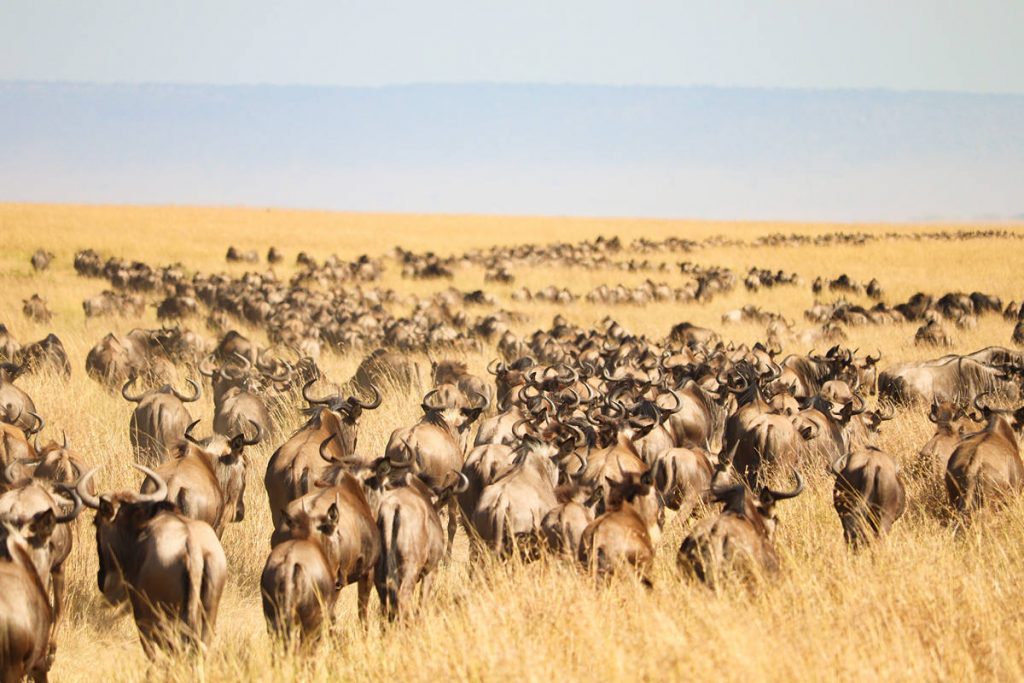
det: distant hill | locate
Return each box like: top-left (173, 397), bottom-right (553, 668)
top-left (1, 82), bottom-right (1021, 221)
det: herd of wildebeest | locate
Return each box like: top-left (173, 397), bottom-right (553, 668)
top-left (3, 229), bottom-right (1024, 680)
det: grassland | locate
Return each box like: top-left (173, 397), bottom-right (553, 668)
top-left (2, 203), bottom-right (1024, 681)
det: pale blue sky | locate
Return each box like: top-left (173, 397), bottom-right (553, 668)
top-left (2, 1), bottom-right (1022, 93)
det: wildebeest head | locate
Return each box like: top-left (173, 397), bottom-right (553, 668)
top-left (121, 376), bottom-right (202, 404)
top-left (421, 385), bottom-right (488, 434)
top-left (182, 418), bottom-right (261, 522)
top-left (303, 376), bottom-right (383, 454)
top-left (712, 468), bottom-right (804, 541)
top-left (76, 465), bottom-right (172, 604)
top-left (0, 361), bottom-right (25, 384)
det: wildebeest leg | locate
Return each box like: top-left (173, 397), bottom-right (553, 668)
top-left (51, 567), bottom-right (65, 625)
top-left (418, 571), bottom-right (436, 614)
top-left (357, 570), bottom-right (373, 623)
top-left (445, 499), bottom-right (458, 557)
top-left (397, 568), bottom-right (419, 621)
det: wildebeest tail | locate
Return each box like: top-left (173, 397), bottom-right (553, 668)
top-left (182, 536), bottom-right (205, 644)
top-left (494, 496), bottom-right (511, 557)
top-left (378, 506), bottom-right (401, 614)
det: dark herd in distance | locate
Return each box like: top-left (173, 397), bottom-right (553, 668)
top-left (2, 229), bottom-right (1024, 679)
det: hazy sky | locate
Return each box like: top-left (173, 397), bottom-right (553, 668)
top-left (2, 1), bottom-right (1022, 93)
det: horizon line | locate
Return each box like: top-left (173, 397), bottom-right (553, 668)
top-left (2, 79), bottom-right (1023, 98)
top-left (3, 200), bottom-right (1022, 229)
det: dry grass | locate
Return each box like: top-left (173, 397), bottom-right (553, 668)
top-left (2, 203), bottom-right (1024, 681)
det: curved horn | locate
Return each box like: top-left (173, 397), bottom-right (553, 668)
top-left (262, 360), bottom-right (291, 383)
top-left (974, 390), bottom-right (992, 414)
top-left (848, 394), bottom-right (867, 416)
top-left (866, 349), bottom-right (882, 365)
top-left (221, 361), bottom-right (246, 381)
top-left (540, 395), bottom-right (555, 417)
top-left (388, 443), bottom-right (415, 469)
top-left (766, 468), bottom-right (805, 501)
top-left (171, 378), bottom-right (202, 403)
top-left (349, 383), bottom-right (382, 410)
top-left (134, 464), bottom-right (168, 503)
top-left (26, 412), bottom-right (44, 436)
top-left (560, 388), bottom-right (581, 410)
top-left (53, 485), bottom-right (83, 524)
top-left (239, 419), bottom-right (262, 447)
top-left (319, 434), bottom-right (339, 463)
top-left (658, 390), bottom-right (682, 417)
top-left (421, 388), bottom-right (442, 411)
top-left (451, 471), bottom-right (470, 494)
top-left (302, 378), bottom-right (336, 406)
top-left (470, 390), bottom-right (491, 413)
top-left (198, 354), bottom-right (217, 378)
top-left (572, 451), bottom-right (589, 479)
top-left (184, 419), bottom-right (202, 445)
top-left (4, 458), bottom-right (32, 485)
top-left (875, 402), bottom-right (895, 422)
top-left (121, 378), bottom-right (145, 403)
top-left (76, 467), bottom-right (101, 509)
top-left (232, 352), bottom-right (253, 371)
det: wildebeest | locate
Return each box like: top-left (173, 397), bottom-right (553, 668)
top-left (540, 475), bottom-right (597, 559)
top-left (145, 420), bottom-right (260, 537)
top-left (720, 363), bottom-right (807, 487)
top-left (470, 443), bottom-right (563, 559)
top-left (915, 319), bottom-right (953, 348)
top-left (1013, 321), bottom-right (1024, 348)
top-left (22, 295), bottom-right (52, 323)
top-left (578, 462), bottom-right (656, 585)
top-left (0, 324), bottom-right (19, 363)
top-left (919, 400), bottom-right (969, 476)
top-left (678, 469), bottom-right (804, 585)
top-left (86, 333), bottom-right (146, 388)
top-left (376, 472), bottom-right (467, 620)
top-left (30, 249), bottom-right (55, 272)
top-left (261, 502), bottom-right (342, 644)
top-left (16, 334), bottom-right (71, 377)
top-left (77, 466), bottom-right (228, 657)
top-left (264, 378), bottom-right (382, 528)
top-left (831, 446), bottom-right (906, 546)
top-left (201, 354), bottom-right (279, 441)
top-left (945, 394), bottom-right (1024, 518)
top-left (0, 473), bottom-right (83, 626)
top-left (384, 386), bottom-right (488, 554)
top-left (651, 444), bottom-right (714, 522)
top-left (0, 363), bottom-right (38, 435)
top-left (272, 453), bottom-right (381, 622)
top-left (432, 359), bottom-right (494, 412)
top-left (879, 350), bottom-right (1021, 405)
top-left (123, 378), bottom-right (202, 465)
top-left (350, 348), bottom-right (424, 394)
top-left (0, 518), bottom-right (57, 682)
top-left (86, 328), bottom-right (186, 389)
top-left (226, 246), bottom-right (259, 263)
top-left (82, 290), bottom-right (146, 318)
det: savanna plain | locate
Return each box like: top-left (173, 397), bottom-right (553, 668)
top-left (2, 203), bottom-right (1024, 682)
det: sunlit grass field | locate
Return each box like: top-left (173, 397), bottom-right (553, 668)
top-left (2, 203), bottom-right (1024, 681)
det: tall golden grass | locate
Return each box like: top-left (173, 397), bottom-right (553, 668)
top-left (2, 203), bottom-right (1024, 681)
